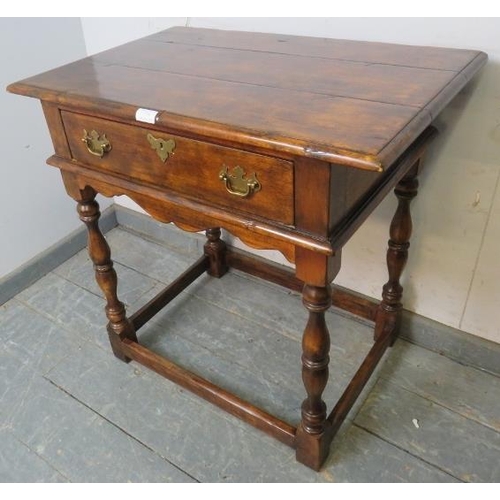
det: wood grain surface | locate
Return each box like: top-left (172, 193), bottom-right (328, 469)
top-left (7, 27), bottom-right (487, 171)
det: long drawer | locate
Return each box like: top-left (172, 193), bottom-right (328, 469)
top-left (61, 111), bottom-right (294, 225)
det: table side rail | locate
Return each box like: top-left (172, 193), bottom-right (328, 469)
top-left (120, 338), bottom-right (297, 447)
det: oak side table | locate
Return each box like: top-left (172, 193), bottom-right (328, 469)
top-left (8, 27), bottom-right (487, 470)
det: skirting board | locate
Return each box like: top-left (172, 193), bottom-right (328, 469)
top-left (2, 203), bottom-right (498, 377)
top-left (0, 206), bottom-right (117, 306)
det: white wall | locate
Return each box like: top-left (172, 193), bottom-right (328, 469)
top-left (81, 18), bottom-right (500, 344)
top-left (1, 18), bottom-right (112, 279)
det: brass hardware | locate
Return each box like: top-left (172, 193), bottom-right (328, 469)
top-left (82, 129), bottom-right (112, 157)
top-left (219, 165), bottom-right (261, 198)
top-left (147, 133), bottom-right (176, 162)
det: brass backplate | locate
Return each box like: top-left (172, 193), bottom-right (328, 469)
top-left (147, 133), bottom-right (176, 162)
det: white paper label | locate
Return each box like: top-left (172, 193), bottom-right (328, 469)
top-left (135, 108), bottom-right (159, 124)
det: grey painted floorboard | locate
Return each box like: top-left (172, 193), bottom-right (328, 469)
top-left (2, 226), bottom-right (499, 482)
top-left (378, 341), bottom-right (500, 433)
top-left (105, 228), bottom-right (195, 285)
top-left (5, 373), bottom-right (193, 483)
top-left (324, 425), bottom-right (458, 482)
top-left (354, 378), bottom-right (500, 482)
top-left (16, 272), bottom-right (107, 347)
top-left (45, 340), bottom-right (325, 483)
top-left (46, 340), bottom-right (453, 482)
top-left (0, 429), bottom-right (67, 483)
top-left (0, 344), bottom-right (190, 482)
top-left (1, 299), bottom-right (83, 375)
top-left (115, 207), bottom-right (204, 257)
top-left (139, 291), bottom-right (371, 426)
top-left (54, 248), bottom-right (160, 307)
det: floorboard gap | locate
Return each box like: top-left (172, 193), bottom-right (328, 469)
top-left (43, 377), bottom-right (200, 483)
top-left (377, 374), bottom-right (500, 433)
top-left (351, 423), bottom-right (465, 483)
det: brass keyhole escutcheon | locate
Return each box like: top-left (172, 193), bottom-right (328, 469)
top-left (219, 165), bottom-right (261, 198)
top-left (82, 129), bottom-right (112, 158)
top-left (147, 133), bottom-right (176, 163)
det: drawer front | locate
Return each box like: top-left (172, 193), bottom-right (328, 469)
top-left (61, 111), bottom-right (294, 225)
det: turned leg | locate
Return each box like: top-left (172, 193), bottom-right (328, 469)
top-left (295, 284), bottom-right (332, 470)
top-left (77, 195), bottom-right (137, 361)
top-left (204, 227), bottom-right (228, 278)
top-left (374, 165), bottom-right (419, 343)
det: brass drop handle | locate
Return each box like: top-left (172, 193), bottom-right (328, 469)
top-left (82, 129), bottom-right (112, 157)
top-left (219, 165), bottom-right (261, 198)
top-left (147, 133), bottom-right (176, 162)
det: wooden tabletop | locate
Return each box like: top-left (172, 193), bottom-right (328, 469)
top-left (7, 27), bottom-right (487, 171)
